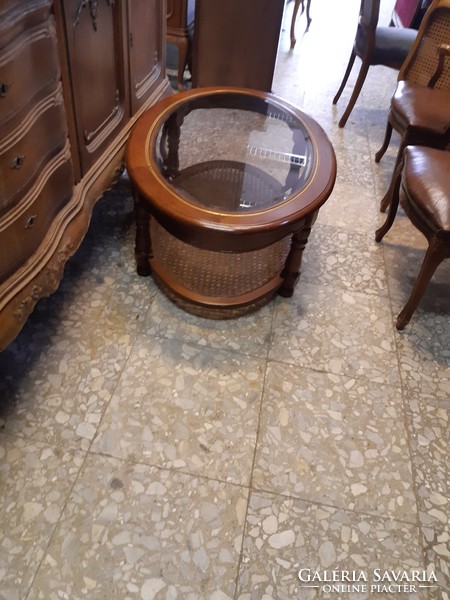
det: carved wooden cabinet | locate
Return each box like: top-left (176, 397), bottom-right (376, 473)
top-left (56, 0), bottom-right (129, 176)
top-left (128, 0), bottom-right (166, 114)
top-left (0, 0), bottom-right (170, 350)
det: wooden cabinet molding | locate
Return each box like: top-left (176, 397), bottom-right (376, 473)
top-left (0, 0), bottom-right (170, 351)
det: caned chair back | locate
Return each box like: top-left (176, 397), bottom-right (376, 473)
top-left (399, 0), bottom-right (450, 88)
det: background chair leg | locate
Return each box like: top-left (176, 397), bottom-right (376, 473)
top-left (396, 239), bottom-right (447, 329)
top-left (333, 50), bottom-right (356, 105)
top-left (290, 0), bottom-right (302, 48)
top-left (375, 121), bottom-right (393, 163)
top-left (337, 61), bottom-right (370, 128)
top-left (305, 0), bottom-right (312, 28)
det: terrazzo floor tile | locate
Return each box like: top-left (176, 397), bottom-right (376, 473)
top-left (0, 434), bottom-right (84, 600)
top-left (394, 314), bottom-right (450, 397)
top-left (144, 291), bottom-right (274, 359)
top-left (418, 488), bottom-right (450, 596)
top-left (315, 179), bottom-right (382, 235)
top-left (27, 453), bottom-right (248, 600)
top-left (302, 223), bottom-right (388, 296)
top-left (236, 491), bottom-right (427, 600)
top-left (405, 392), bottom-right (449, 496)
top-left (252, 361), bottom-right (416, 521)
top-left (269, 282), bottom-right (399, 385)
top-left (101, 271), bottom-right (157, 337)
top-left (0, 319), bottom-right (134, 449)
top-left (92, 336), bottom-right (265, 485)
top-left (403, 391), bottom-right (450, 594)
top-left (332, 141), bottom-right (376, 190)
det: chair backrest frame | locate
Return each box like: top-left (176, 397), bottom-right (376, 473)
top-left (356, 0), bottom-right (381, 59)
top-left (360, 0), bottom-right (381, 29)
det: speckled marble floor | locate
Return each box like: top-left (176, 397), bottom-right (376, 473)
top-left (1, 1), bottom-right (449, 599)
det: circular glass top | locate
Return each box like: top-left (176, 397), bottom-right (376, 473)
top-left (154, 92), bottom-right (315, 213)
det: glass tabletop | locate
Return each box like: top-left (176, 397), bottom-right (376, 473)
top-left (154, 92), bottom-right (315, 214)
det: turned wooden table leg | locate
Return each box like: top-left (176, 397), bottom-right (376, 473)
top-left (279, 213), bottom-right (316, 296)
top-left (134, 191), bottom-right (152, 276)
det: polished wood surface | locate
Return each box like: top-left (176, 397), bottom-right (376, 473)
top-left (128, 0), bottom-right (167, 114)
top-left (126, 87), bottom-right (336, 313)
top-left (60, 0), bottom-right (129, 176)
top-left (0, 0), bottom-right (170, 351)
top-left (192, 0), bottom-right (285, 91)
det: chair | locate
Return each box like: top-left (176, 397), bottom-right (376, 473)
top-left (333, 0), bottom-right (416, 128)
top-left (375, 146), bottom-right (450, 329)
top-left (375, 0), bottom-right (450, 212)
top-left (290, 0), bottom-right (312, 48)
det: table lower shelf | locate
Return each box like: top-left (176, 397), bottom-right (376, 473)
top-left (150, 218), bottom-right (292, 318)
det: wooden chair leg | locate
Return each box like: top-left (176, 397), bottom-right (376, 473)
top-left (333, 50), bottom-right (356, 106)
top-left (396, 237), bottom-right (448, 330)
top-left (375, 120), bottom-right (393, 163)
top-left (337, 59), bottom-right (370, 128)
top-left (380, 141), bottom-right (406, 213)
top-left (375, 163), bottom-right (402, 242)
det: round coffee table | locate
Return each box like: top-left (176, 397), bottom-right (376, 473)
top-left (126, 87), bottom-right (336, 318)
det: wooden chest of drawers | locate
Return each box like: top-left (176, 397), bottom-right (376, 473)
top-left (0, 0), bottom-right (170, 350)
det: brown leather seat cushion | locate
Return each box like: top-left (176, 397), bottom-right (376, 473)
top-left (392, 81), bottom-right (450, 134)
top-left (402, 146), bottom-right (450, 232)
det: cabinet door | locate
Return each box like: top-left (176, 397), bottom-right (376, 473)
top-left (127, 0), bottom-right (166, 115)
top-left (61, 0), bottom-right (129, 175)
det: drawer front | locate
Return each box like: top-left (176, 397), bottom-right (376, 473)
top-left (0, 19), bottom-right (60, 131)
top-left (0, 86), bottom-right (68, 217)
top-left (0, 144), bottom-right (74, 281)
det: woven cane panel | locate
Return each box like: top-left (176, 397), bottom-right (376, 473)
top-left (406, 11), bottom-right (450, 88)
top-left (153, 277), bottom-right (278, 319)
top-left (151, 219), bottom-right (292, 297)
top-left (173, 160), bottom-right (284, 212)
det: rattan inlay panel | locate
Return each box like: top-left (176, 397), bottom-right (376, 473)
top-left (151, 219), bottom-right (292, 298)
top-left (406, 11), bottom-right (450, 88)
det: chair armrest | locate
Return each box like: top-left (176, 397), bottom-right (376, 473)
top-left (428, 43), bottom-right (450, 88)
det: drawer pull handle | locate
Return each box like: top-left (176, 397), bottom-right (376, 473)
top-left (25, 215), bottom-right (37, 229)
top-left (11, 155), bottom-right (25, 169)
top-left (0, 82), bottom-right (10, 97)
